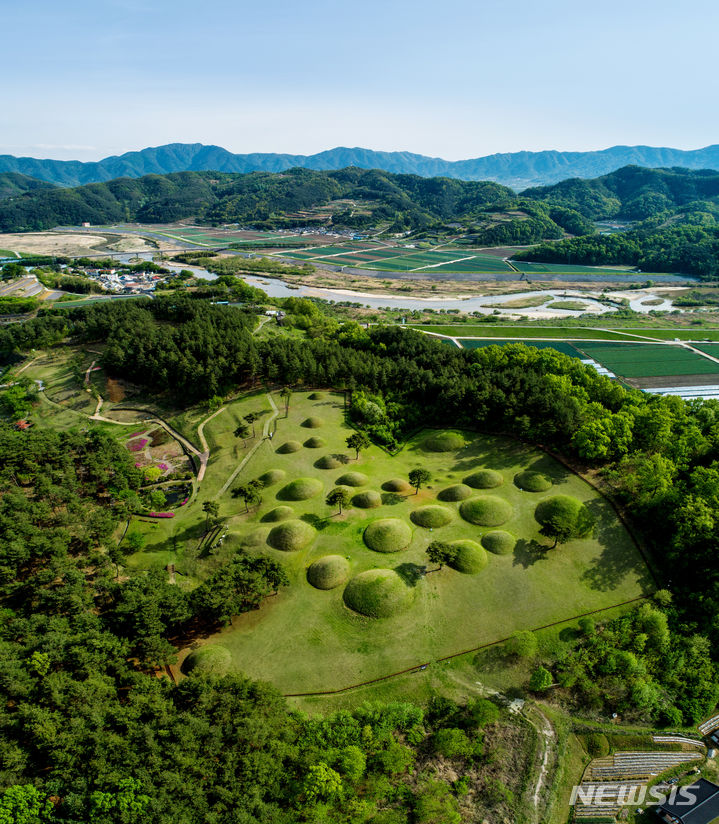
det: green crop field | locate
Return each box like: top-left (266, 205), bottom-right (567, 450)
top-left (413, 325), bottom-right (639, 340)
top-left (118, 391), bottom-right (652, 695)
top-left (512, 261), bottom-right (635, 275)
top-left (457, 339), bottom-right (584, 357)
top-left (575, 342), bottom-right (719, 378)
top-left (623, 329), bottom-right (719, 342)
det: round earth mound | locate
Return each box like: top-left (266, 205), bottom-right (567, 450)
top-left (382, 478), bottom-right (411, 493)
top-left (276, 441), bottom-right (302, 454)
top-left (438, 483), bottom-right (473, 502)
top-left (181, 645), bottom-right (231, 676)
top-left (243, 528), bottom-right (270, 548)
top-left (258, 469), bottom-right (286, 486)
top-left (535, 495), bottom-right (591, 536)
top-left (304, 436), bottom-right (326, 449)
top-left (315, 455), bottom-right (342, 470)
top-left (448, 540), bottom-right (488, 574)
top-left (514, 471), bottom-right (552, 492)
top-left (307, 555), bottom-right (350, 590)
top-left (423, 431), bottom-right (466, 452)
top-left (336, 471), bottom-right (368, 487)
top-left (481, 530), bottom-right (516, 555)
top-left (301, 416), bottom-right (324, 428)
top-left (267, 519), bottom-right (316, 551)
top-left (261, 506), bottom-right (294, 523)
top-left (363, 518), bottom-right (413, 553)
top-left (343, 569), bottom-right (415, 618)
top-left (308, 392), bottom-right (324, 400)
top-left (352, 490), bottom-right (382, 509)
top-left (277, 478), bottom-right (323, 501)
top-left (410, 505), bottom-right (453, 528)
top-left (464, 469), bottom-right (504, 489)
top-left (460, 495), bottom-right (513, 526)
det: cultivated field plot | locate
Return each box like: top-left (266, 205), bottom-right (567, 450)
top-left (279, 245), bottom-right (518, 273)
top-left (457, 339), bottom-right (584, 357)
top-left (415, 325), bottom-right (639, 340)
top-left (574, 342), bottom-right (719, 382)
top-left (168, 392), bottom-right (650, 694)
top-left (512, 261), bottom-right (636, 275)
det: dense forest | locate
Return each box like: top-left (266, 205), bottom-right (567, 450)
top-left (524, 165), bottom-right (719, 221)
top-left (0, 167), bottom-right (514, 233)
top-left (6, 163), bottom-right (719, 274)
top-left (5, 298), bottom-right (719, 819)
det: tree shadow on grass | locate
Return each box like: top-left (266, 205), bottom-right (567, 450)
top-left (512, 538), bottom-right (551, 569)
top-left (394, 562), bottom-right (427, 587)
top-left (559, 626), bottom-right (581, 643)
top-left (579, 499), bottom-right (654, 593)
top-left (381, 492), bottom-right (405, 506)
top-left (526, 455), bottom-right (572, 484)
top-left (299, 513), bottom-right (332, 531)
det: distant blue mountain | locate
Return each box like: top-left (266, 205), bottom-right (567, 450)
top-left (2, 143), bottom-right (719, 189)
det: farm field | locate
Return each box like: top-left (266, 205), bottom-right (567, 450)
top-left (280, 245), bottom-right (518, 273)
top-left (512, 261), bottom-right (637, 275)
top-left (456, 339), bottom-right (585, 357)
top-left (414, 325), bottom-right (641, 340)
top-left (130, 391), bottom-right (653, 695)
top-left (573, 341), bottom-right (719, 379)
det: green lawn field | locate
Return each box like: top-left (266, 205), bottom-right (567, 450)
top-left (160, 391), bottom-right (652, 695)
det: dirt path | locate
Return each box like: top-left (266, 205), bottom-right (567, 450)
top-left (197, 406), bottom-right (226, 453)
top-left (88, 408), bottom-right (207, 479)
top-left (527, 705), bottom-right (555, 821)
top-left (216, 392), bottom-right (279, 498)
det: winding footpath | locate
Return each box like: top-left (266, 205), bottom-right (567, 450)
top-left (216, 392), bottom-right (279, 498)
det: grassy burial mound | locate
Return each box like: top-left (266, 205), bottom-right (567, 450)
top-left (307, 555), bottom-right (350, 590)
top-left (343, 569), bottom-right (415, 618)
top-left (422, 431), bottom-right (466, 452)
top-left (336, 471), bottom-right (368, 487)
top-left (277, 477), bottom-right (324, 501)
top-left (352, 490), bottom-right (382, 509)
top-left (514, 470), bottom-right (553, 492)
top-left (410, 505), bottom-right (453, 528)
top-left (534, 495), bottom-right (594, 543)
top-left (303, 436), bottom-right (326, 449)
top-left (301, 416), bottom-right (324, 428)
top-left (481, 530), bottom-right (516, 555)
top-left (307, 392), bottom-right (324, 400)
top-left (382, 478), bottom-right (411, 493)
top-left (363, 518), bottom-right (413, 553)
top-left (448, 540), bottom-right (488, 574)
top-left (315, 454), bottom-right (344, 469)
top-left (261, 506), bottom-right (295, 523)
top-left (464, 469), bottom-right (504, 489)
top-left (258, 468), bottom-right (286, 485)
top-left (437, 483), bottom-right (473, 502)
top-left (460, 495), bottom-right (513, 526)
top-left (181, 645), bottom-right (232, 676)
top-left (276, 440), bottom-right (302, 454)
top-left (267, 519), bottom-right (316, 551)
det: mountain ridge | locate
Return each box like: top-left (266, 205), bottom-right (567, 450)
top-left (3, 142), bottom-right (719, 189)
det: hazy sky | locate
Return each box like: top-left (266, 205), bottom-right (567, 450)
top-left (3, 0), bottom-right (718, 161)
